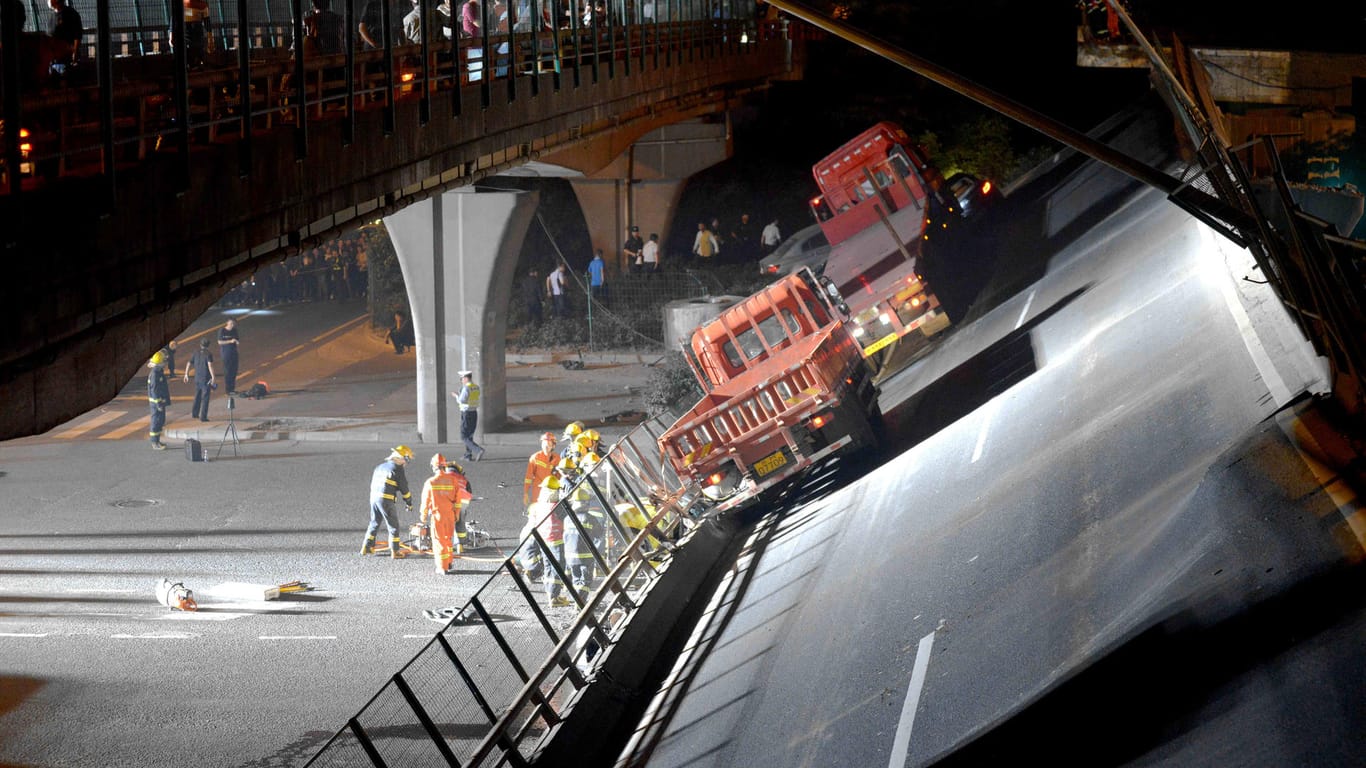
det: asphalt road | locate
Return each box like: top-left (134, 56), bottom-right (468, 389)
top-left (631, 116), bottom-right (1361, 766)
top-left (0, 302), bottom-right (557, 768)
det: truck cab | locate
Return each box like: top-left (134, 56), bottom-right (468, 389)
top-left (661, 268), bottom-right (881, 510)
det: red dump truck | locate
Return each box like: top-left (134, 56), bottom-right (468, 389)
top-left (659, 268), bottom-right (880, 510)
top-left (809, 121), bottom-right (957, 358)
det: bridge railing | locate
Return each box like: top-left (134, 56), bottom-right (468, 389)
top-left (1, 8), bottom-right (797, 199)
top-left (304, 411), bottom-right (706, 767)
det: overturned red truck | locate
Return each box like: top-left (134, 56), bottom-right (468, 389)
top-left (661, 268), bottom-right (881, 510)
top-left (661, 121), bottom-right (961, 508)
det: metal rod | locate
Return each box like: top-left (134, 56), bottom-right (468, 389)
top-left (392, 673), bottom-right (464, 767)
top-left (762, 0), bottom-right (1256, 234)
top-left (236, 0), bottom-right (251, 177)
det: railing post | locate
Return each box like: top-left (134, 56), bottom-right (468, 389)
top-left (171, 0), bottom-right (191, 192)
top-left (391, 673), bottom-right (464, 767)
top-left (236, 0), bottom-right (252, 177)
top-left (291, 0), bottom-right (308, 158)
top-left (344, 0), bottom-right (355, 145)
top-left (97, 0), bottom-right (115, 205)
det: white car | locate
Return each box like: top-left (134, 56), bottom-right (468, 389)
top-left (758, 223), bottom-right (831, 279)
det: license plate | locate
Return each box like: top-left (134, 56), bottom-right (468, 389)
top-left (753, 450), bottom-right (789, 477)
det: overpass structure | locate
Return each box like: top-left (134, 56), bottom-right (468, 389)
top-left (0, 6), bottom-right (813, 441)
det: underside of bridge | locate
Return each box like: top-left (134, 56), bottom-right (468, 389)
top-left (0, 36), bottom-right (805, 440)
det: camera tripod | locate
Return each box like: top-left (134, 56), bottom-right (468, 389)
top-left (216, 395), bottom-right (242, 458)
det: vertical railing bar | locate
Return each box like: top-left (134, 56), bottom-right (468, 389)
top-left (348, 718), bottom-right (389, 767)
top-left (97, 0), bottom-right (115, 204)
top-left (478, 0), bottom-right (490, 107)
top-left (436, 633), bottom-right (499, 722)
top-left (344, 0), bottom-right (355, 144)
top-left (381, 0), bottom-right (395, 134)
top-left (505, 562), bottom-right (591, 688)
top-left (171, 0), bottom-right (190, 191)
top-left (419, 0), bottom-right (431, 123)
top-left (235, 0), bottom-right (251, 176)
top-left (505, 0), bottom-right (517, 102)
top-left (291, 0), bottom-right (307, 157)
top-left (469, 596), bottom-right (563, 731)
top-left (392, 673), bottom-right (464, 767)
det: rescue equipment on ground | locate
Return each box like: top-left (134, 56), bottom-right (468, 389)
top-left (155, 578), bottom-right (198, 611)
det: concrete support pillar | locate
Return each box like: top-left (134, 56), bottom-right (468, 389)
top-left (568, 178), bottom-right (690, 273)
top-left (385, 187), bottom-right (540, 444)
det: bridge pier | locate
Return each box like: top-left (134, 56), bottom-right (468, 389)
top-left (385, 187), bottom-right (540, 445)
top-left (551, 118), bottom-right (733, 272)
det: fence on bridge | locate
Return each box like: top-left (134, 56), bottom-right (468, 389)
top-left (305, 410), bottom-right (703, 766)
top-left (1, 2), bottom-right (818, 197)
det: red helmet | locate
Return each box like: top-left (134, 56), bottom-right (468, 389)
top-left (541, 431), bottom-right (557, 444)
top-left (430, 452), bottom-right (447, 471)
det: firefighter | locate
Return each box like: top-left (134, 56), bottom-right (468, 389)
top-left (147, 351), bottom-right (170, 450)
top-left (560, 421), bottom-right (585, 459)
top-left (516, 475), bottom-right (572, 607)
top-left (361, 445), bottom-right (415, 558)
top-left (575, 428), bottom-right (602, 458)
top-left (523, 432), bottom-right (559, 508)
top-left (420, 453), bottom-right (473, 574)
top-left (560, 454), bottom-right (606, 598)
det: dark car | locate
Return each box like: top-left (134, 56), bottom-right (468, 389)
top-left (758, 223), bottom-right (831, 279)
top-left (946, 172), bottom-right (998, 217)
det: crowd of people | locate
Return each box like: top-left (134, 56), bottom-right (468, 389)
top-left (223, 238), bottom-right (370, 308)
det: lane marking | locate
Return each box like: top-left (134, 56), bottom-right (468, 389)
top-left (111, 633), bottom-right (197, 639)
top-left (888, 631), bottom-right (937, 768)
top-left (312, 313), bottom-right (369, 343)
top-left (970, 399), bottom-right (1000, 463)
top-left (54, 410), bottom-right (126, 439)
top-left (259, 635), bottom-right (337, 640)
top-left (99, 418), bottom-right (150, 440)
top-left (1014, 289), bottom-right (1036, 330)
top-left (0, 632), bottom-right (49, 638)
top-left (276, 344), bottom-right (307, 359)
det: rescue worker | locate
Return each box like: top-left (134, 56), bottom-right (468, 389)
top-left (559, 454), bottom-right (606, 598)
top-left (575, 428), bottom-right (602, 459)
top-left (523, 432), bottom-right (559, 508)
top-left (560, 421), bottom-right (585, 459)
top-left (516, 475), bottom-right (572, 607)
top-left (420, 453), bottom-right (473, 574)
top-left (361, 445), bottom-right (415, 558)
top-left (147, 351), bottom-right (170, 450)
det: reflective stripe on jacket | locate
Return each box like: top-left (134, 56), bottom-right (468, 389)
top-left (369, 460), bottom-right (412, 506)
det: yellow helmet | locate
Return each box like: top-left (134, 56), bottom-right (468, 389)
top-left (558, 455), bottom-right (579, 473)
top-left (581, 451), bottom-right (602, 470)
top-left (562, 421), bottom-right (584, 440)
top-left (150, 351), bottom-right (166, 366)
top-left (540, 475), bottom-right (562, 490)
top-left (584, 428), bottom-right (601, 442)
top-left (390, 445), bottom-right (415, 461)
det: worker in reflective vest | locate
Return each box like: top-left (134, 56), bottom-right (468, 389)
top-left (451, 371), bottom-right (485, 462)
top-left (421, 454), bottom-right (473, 574)
top-left (523, 432), bottom-right (559, 507)
top-left (362, 445), bottom-right (414, 558)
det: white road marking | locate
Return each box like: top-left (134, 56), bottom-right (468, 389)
top-left (0, 632), bottom-right (49, 638)
top-left (888, 631), bottom-right (937, 768)
top-left (259, 635), bottom-right (337, 640)
top-left (156, 612), bottom-right (249, 621)
top-left (54, 410), bottom-right (126, 439)
top-left (111, 633), bottom-right (197, 639)
top-left (970, 399), bottom-right (1000, 463)
top-left (1015, 289), bottom-right (1036, 330)
top-left (312, 314), bottom-right (368, 343)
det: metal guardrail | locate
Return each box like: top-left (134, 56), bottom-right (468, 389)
top-left (305, 411), bottom-right (703, 767)
top-left (1, 11), bottom-right (799, 199)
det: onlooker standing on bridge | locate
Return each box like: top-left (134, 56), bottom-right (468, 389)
top-left (451, 371), bottom-right (486, 462)
top-left (185, 338), bottom-right (216, 422)
top-left (217, 319), bottom-right (240, 395)
top-left (147, 352), bottom-right (170, 451)
top-left (45, 0), bottom-right (83, 76)
top-left (304, 0), bottom-right (346, 54)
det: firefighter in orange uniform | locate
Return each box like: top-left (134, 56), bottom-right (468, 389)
top-left (421, 453), bottom-right (473, 574)
top-left (523, 431), bottom-right (559, 507)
